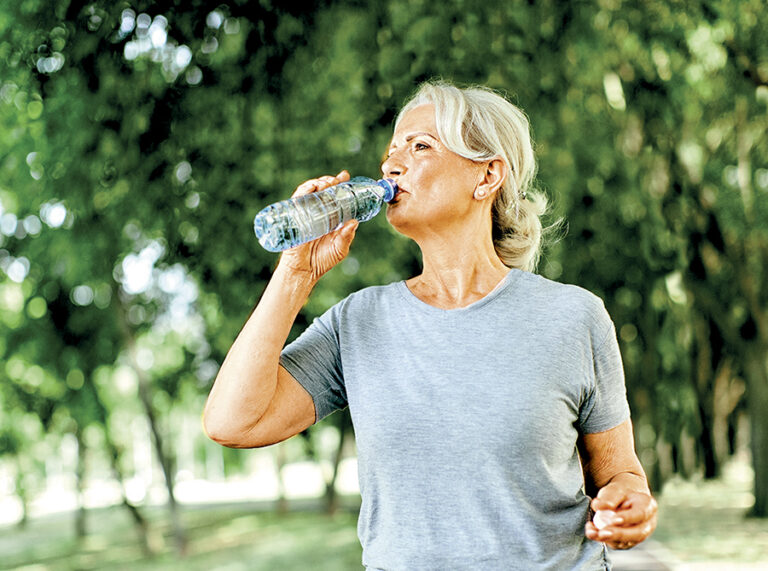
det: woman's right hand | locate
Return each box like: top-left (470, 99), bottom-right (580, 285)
top-left (277, 170), bottom-right (359, 283)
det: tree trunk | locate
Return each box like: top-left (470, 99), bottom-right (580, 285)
top-left (116, 301), bottom-right (187, 554)
top-left (14, 456), bottom-right (29, 529)
top-left (745, 344), bottom-right (768, 517)
top-left (87, 373), bottom-right (155, 555)
top-left (74, 427), bottom-right (87, 539)
top-left (136, 373), bottom-right (187, 555)
top-left (712, 360), bottom-right (744, 469)
top-left (275, 443), bottom-right (288, 514)
top-left (691, 315), bottom-right (722, 479)
top-left (696, 403), bottom-right (718, 479)
top-left (104, 426), bottom-right (155, 555)
top-left (324, 425), bottom-right (348, 514)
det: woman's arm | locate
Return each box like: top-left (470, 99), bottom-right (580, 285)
top-left (578, 419), bottom-right (658, 550)
top-left (203, 265), bottom-right (318, 448)
top-left (203, 171), bottom-right (356, 448)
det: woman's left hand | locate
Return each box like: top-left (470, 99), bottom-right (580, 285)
top-left (584, 481), bottom-right (658, 550)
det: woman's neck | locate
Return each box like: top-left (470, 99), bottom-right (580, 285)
top-left (406, 226), bottom-right (510, 309)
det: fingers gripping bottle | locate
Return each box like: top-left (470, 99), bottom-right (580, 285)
top-left (253, 176), bottom-right (398, 252)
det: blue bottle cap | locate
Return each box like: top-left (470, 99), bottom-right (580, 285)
top-left (377, 178), bottom-right (398, 202)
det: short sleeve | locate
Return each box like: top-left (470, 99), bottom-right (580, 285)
top-left (280, 304), bottom-right (348, 422)
top-left (578, 320), bottom-right (631, 434)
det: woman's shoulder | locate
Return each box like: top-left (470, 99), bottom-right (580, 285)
top-left (516, 270), bottom-right (603, 302)
top-left (350, 280), bottom-right (401, 300)
top-left (309, 282), bottom-right (401, 334)
top-left (328, 281), bottom-right (403, 316)
top-left (513, 270), bottom-right (611, 326)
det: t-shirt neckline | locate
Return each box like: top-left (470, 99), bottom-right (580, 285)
top-left (395, 269), bottom-right (522, 316)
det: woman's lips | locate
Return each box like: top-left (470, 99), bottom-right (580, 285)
top-left (392, 185), bottom-right (408, 200)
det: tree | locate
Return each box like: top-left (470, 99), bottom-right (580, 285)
top-left (2, 3), bottom-right (767, 554)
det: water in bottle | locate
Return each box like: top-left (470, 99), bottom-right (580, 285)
top-left (253, 176), bottom-right (398, 252)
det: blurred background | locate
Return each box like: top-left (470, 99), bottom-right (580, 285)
top-left (0, 0), bottom-right (766, 569)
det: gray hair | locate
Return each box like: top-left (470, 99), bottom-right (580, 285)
top-left (395, 80), bottom-right (549, 272)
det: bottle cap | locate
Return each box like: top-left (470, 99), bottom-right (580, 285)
top-left (377, 178), bottom-right (398, 202)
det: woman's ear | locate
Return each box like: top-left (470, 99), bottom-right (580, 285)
top-left (474, 158), bottom-right (507, 200)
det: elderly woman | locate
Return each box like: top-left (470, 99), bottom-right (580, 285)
top-left (203, 81), bottom-right (658, 570)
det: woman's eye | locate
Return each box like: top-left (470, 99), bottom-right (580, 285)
top-left (414, 142), bottom-right (429, 151)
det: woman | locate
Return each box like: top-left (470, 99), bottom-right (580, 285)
top-left (203, 81), bottom-right (658, 570)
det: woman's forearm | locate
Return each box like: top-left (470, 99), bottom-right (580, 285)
top-left (203, 262), bottom-right (316, 438)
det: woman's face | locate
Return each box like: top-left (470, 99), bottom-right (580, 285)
top-left (381, 104), bottom-right (485, 237)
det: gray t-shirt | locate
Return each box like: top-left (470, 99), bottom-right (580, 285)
top-left (280, 269), bottom-right (629, 570)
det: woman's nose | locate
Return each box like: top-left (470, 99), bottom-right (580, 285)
top-left (381, 154), bottom-right (404, 177)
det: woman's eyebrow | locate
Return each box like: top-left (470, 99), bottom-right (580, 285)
top-left (405, 131), bottom-right (438, 142)
top-left (387, 131), bottom-right (439, 153)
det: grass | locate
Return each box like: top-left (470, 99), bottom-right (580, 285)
top-left (0, 501), bottom-right (364, 571)
top-left (2, 459), bottom-right (768, 570)
top-left (652, 459), bottom-right (768, 566)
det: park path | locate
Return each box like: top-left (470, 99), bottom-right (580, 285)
top-left (610, 540), bottom-right (675, 570)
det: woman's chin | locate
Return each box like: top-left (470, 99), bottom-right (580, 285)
top-left (385, 202), bottom-right (402, 220)
top-left (386, 220), bottom-right (423, 244)
top-left (385, 206), bottom-right (412, 233)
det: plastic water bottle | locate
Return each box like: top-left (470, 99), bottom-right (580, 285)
top-left (253, 176), bottom-right (398, 252)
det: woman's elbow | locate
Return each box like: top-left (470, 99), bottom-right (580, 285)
top-left (202, 409), bottom-right (257, 449)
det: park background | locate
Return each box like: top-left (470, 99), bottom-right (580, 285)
top-left (1, 0), bottom-right (767, 569)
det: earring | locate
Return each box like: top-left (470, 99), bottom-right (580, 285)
top-left (476, 190), bottom-right (486, 199)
